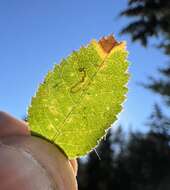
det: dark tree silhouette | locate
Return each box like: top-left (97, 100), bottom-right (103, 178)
top-left (120, 0), bottom-right (170, 55)
top-left (120, 0), bottom-right (170, 108)
top-left (78, 129), bottom-right (116, 190)
top-left (120, 0), bottom-right (170, 121)
top-left (77, 127), bottom-right (126, 190)
top-left (78, 124), bottom-right (170, 190)
top-left (145, 64), bottom-right (170, 106)
top-left (118, 131), bottom-right (170, 190)
top-left (146, 104), bottom-right (170, 134)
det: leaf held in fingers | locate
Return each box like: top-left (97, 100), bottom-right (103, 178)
top-left (28, 35), bottom-right (129, 159)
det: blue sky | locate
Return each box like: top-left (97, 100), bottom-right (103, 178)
top-left (0, 0), bottom-right (168, 131)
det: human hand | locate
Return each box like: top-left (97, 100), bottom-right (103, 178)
top-left (0, 111), bottom-right (78, 190)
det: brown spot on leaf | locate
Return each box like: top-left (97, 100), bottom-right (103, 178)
top-left (98, 35), bottom-right (120, 53)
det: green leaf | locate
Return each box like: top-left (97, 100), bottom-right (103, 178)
top-left (28, 35), bottom-right (129, 158)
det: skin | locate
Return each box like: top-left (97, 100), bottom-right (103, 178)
top-left (0, 111), bottom-right (78, 190)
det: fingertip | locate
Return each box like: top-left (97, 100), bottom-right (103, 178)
top-left (69, 159), bottom-right (78, 177)
top-left (0, 111), bottom-right (30, 137)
